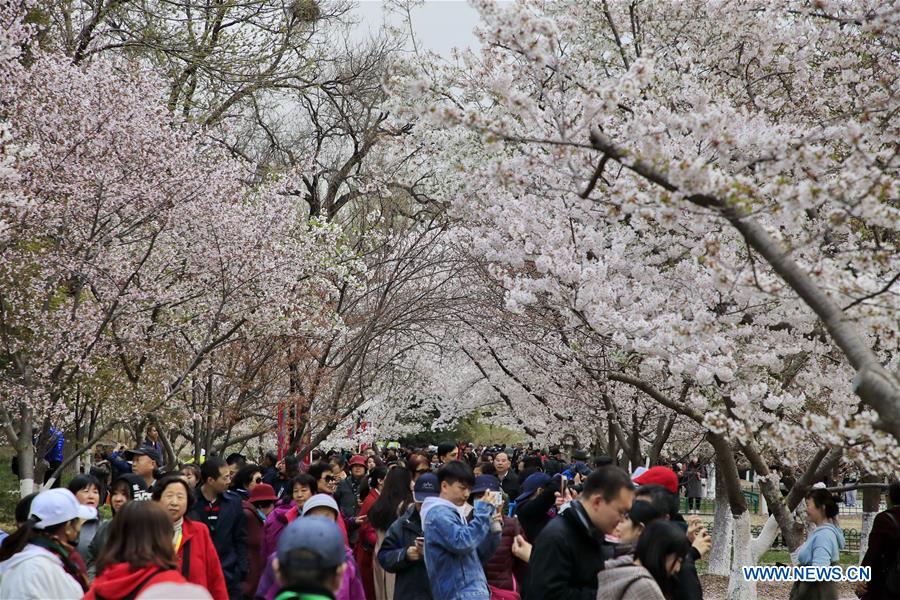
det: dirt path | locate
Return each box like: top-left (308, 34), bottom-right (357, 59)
top-left (700, 575), bottom-right (858, 599)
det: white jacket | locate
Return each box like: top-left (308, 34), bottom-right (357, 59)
top-left (0, 543), bottom-right (83, 599)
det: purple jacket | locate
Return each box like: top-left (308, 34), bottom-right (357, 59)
top-left (260, 503), bottom-right (299, 564)
top-left (255, 547), bottom-right (365, 600)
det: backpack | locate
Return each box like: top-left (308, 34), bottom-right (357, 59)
top-left (883, 512), bottom-right (900, 595)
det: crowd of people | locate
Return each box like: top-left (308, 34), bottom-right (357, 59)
top-left (0, 437), bottom-right (898, 600)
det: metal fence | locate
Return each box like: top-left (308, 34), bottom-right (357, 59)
top-left (697, 523), bottom-right (862, 553)
top-left (679, 493), bottom-right (884, 517)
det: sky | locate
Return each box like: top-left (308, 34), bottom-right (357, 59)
top-left (351, 0), bottom-right (482, 56)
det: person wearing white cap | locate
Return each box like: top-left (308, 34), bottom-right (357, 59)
top-left (0, 488), bottom-right (96, 599)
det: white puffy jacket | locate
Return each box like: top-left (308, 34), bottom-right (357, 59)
top-left (0, 543), bottom-right (83, 599)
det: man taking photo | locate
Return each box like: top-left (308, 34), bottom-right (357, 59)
top-left (421, 461), bottom-right (501, 600)
top-left (526, 466), bottom-right (634, 600)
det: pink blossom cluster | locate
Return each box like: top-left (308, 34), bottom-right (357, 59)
top-left (386, 0), bottom-right (899, 468)
top-left (0, 7), bottom-right (343, 438)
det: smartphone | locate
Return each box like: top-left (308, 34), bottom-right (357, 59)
top-left (560, 478), bottom-right (568, 493)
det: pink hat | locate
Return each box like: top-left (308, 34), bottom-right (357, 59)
top-left (633, 466), bottom-right (679, 494)
top-left (348, 455), bottom-right (367, 468)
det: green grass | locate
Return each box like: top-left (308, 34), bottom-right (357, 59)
top-left (0, 447), bottom-right (114, 533)
top-left (0, 447), bottom-right (20, 531)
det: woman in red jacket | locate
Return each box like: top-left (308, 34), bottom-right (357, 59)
top-left (84, 501), bottom-right (187, 600)
top-left (354, 466), bottom-right (387, 600)
top-left (152, 474), bottom-right (228, 600)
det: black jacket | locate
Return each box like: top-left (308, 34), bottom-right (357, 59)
top-left (675, 547), bottom-right (703, 600)
top-left (514, 483), bottom-right (559, 543)
top-left (543, 457), bottom-right (565, 476)
top-left (377, 504), bottom-right (432, 600)
top-left (188, 488), bottom-right (248, 589)
top-left (335, 475), bottom-right (362, 517)
top-left (667, 515), bottom-right (702, 600)
top-left (499, 471), bottom-right (520, 500)
top-left (270, 476), bottom-right (293, 501)
top-left (861, 506), bottom-right (900, 600)
top-left (525, 501), bottom-right (613, 600)
top-left (335, 475), bottom-right (364, 545)
top-left (261, 466), bottom-right (278, 486)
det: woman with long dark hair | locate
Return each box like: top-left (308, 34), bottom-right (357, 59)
top-left (0, 488), bottom-right (94, 598)
top-left (597, 520), bottom-right (691, 599)
top-left (83, 502), bottom-right (187, 599)
top-left (367, 467), bottom-right (413, 600)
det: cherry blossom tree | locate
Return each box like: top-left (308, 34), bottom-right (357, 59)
top-left (386, 1), bottom-right (898, 596)
top-left (0, 4), bottom-right (343, 493)
top-left (396, 0), bottom-right (899, 438)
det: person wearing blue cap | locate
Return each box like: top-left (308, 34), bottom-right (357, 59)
top-left (512, 472), bottom-right (562, 543)
top-left (274, 516), bottom-right (347, 600)
top-left (377, 473), bottom-right (437, 599)
top-left (420, 461), bottom-right (501, 600)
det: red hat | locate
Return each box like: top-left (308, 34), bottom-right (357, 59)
top-left (348, 455), bottom-right (367, 468)
top-left (633, 466), bottom-right (679, 494)
top-left (249, 483), bottom-right (278, 504)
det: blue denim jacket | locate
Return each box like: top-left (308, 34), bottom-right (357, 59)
top-left (421, 497), bottom-right (500, 600)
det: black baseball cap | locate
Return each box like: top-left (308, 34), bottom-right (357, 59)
top-left (413, 473), bottom-right (439, 502)
top-left (123, 445), bottom-right (162, 465)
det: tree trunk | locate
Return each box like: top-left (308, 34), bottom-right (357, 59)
top-left (155, 421), bottom-right (177, 467)
top-left (32, 417), bottom-right (52, 489)
top-left (16, 404), bottom-right (35, 498)
top-left (727, 512), bottom-right (756, 600)
top-left (607, 413), bottom-right (617, 464)
top-left (708, 458), bottom-right (733, 576)
top-left (751, 517), bottom-right (781, 563)
top-left (628, 413), bottom-right (642, 468)
top-left (705, 436), bottom-right (751, 597)
top-left (590, 422), bottom-right (609, 458)
top-left (648, 413), bottom-right (675, 465)
top-left (192, 378), bottom-right (202, 463)
top-left (859, 473), bottom-right (882, 561)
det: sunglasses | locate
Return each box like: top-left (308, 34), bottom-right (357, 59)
top-left (325, 476), bottom-right (337, 483)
